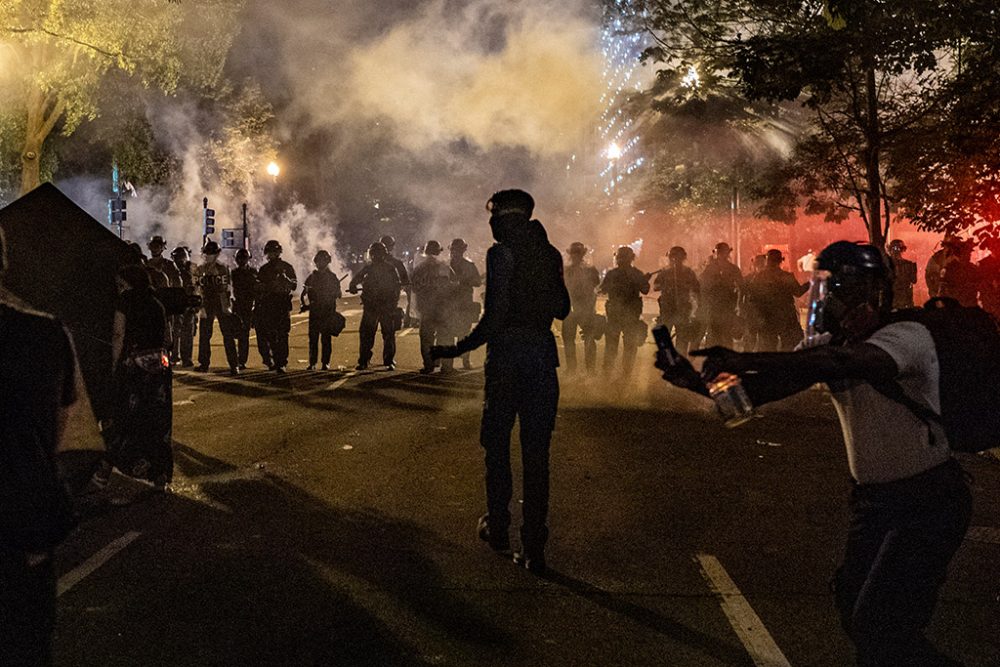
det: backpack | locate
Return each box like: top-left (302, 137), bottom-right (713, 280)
top-left (874, 297), bottom-right (1000, 453)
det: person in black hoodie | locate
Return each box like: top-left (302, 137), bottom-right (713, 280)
top-left (432, 189), bottom-right (570, 574)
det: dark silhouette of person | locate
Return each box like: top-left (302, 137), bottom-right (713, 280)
top-left (255, 240), bottom-right (297, 373)
top-left (744, 249), bottom-right (808, 351)
top-left (659, 241), bottom-right (971, 667)
top-left (653, 246), bottom-right (700, 356)
top-left (170, 246), bottom-right (197, 367)
top-left (411, 240), bottom-right (456, 374)
top-left (0, 228), bottom-right (79, 667)
top-left (599, 245), bottom-right (651, 377)
top-left (699, 242), bottom-right (743, 347)
top-left (230, 248), bottom-right (258, 370)
top-left (301, 250), bottom-right (342, 370)
top-left (431, 189), bottom-right (570, 574)
top-left (938, 239), bottom-right (980, 307)
top-left (562, 241), bottom-right (601, 373)
top-left (888, 240), bottom-right (918, 310)
top-left (193, 241), bottom-right (240, 374)
top-left (441, 238), bottom-right (483, 371)
top-left (350, 242), bottom-right (402, 370)
top-left (976, 236), bottom-right (1000, 321)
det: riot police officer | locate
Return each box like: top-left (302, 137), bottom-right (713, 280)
top-left (170, 246), bottom-right (197, 367)
top-left (600, 246), bottom-right (651, 377)
top-left (349, 242), bottom-right (402, 370)
top-left (888, 240), bottom-right (917, 310)
top-left (301, 249), bottom-right (342, 370)
top-left (562, 242), bottom-right (601, 373)
top-left (699, 242), bottom-right (743, 348)
top-left (442, 238), bottom-right (483, 371)
top-left (744, 249), bottom-right (808, 351)
top-left (193, 241), bottom-right (239, 374)
top-left (230, 248), bottom-right (257, 370)
top-left (255, 240), bottom-right (297, 373)
top-left (653, 246), bottom-right (700, 355)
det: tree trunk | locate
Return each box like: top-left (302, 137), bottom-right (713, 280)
top-left (19, 87), bottom-right (64, 197)
top-left (863, 64), bottom-right (885, 249)
top-left (20, 134), bottom-right (42, 196)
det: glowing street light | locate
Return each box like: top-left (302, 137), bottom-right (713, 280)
top-left (606, 142), bottom-right (623, 161)
top-left (682, 65), bottom-right (700, 89)
top-left (266, 161), bottom-right (281, 181)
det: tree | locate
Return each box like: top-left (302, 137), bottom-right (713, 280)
top-left (621, 0), bottom-right (1000, 247)
top-left (0, 0), bottom-right (243, 196)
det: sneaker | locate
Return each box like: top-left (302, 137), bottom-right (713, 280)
top-left (384, 363), bottom-right (396, 371)
top-left (274, 366), bottom-right (287, 374)
top-left (306, 365), bottom-right (316, 371)
top-left (419, 366), bottom-right (435, 375)
top-left (230, 367), bottom-right (241, 376)
top-left (321, 364), bottom-right (331, 371)
top-left (513, 550), bottom-right (547, 575)
top-left (477, 515), bottom-right (510, 552)
top-left (195, 365), bottom-right (209, 373)
top-left (181, 361), bottom-right (195, 368)
top-left (355, 363), bottom-right (369, 371)
top-left (238, 364), bottom-right (247, 371)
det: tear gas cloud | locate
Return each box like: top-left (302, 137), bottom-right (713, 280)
top-left (57, 0), bottom-right (609, 274)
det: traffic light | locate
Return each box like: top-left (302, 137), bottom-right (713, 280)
top-left (107, 198), bottom-right (126, 224)
top-left (204, 207), bottom-right (216, 235)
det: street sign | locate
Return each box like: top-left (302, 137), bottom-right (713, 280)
top-left (221, 228), bottom-right (245, 249)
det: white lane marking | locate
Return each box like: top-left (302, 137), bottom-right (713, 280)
top-left (399, 328), bottom-right (416, 337)
top-left (325, 371), bottom-right (357, 392)
top-left (696, 553), bottom-right (791, 667)
top-left (173, 399), bottom-right (195, 406)
top-left (57, 531), bottom-right (142, 597)
top-left (966, 526), bottom-right (1000, 544)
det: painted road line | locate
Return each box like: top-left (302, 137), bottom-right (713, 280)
top-left (58, 531), bottom-right (142, 597)
top-left (696, 553), bottom-right (791, 667)
top-left (325, 371), bottom-right (357, 392)
top-left (966, 526), bottom-right (1000, 544)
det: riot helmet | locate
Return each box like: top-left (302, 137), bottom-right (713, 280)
top-left (806, 241), bottom-right (893, 341)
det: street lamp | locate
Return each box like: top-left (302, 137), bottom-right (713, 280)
top-left (606, 142), bottom-right (623, 161)
top-left (266, 161), bottom-right (280, 182)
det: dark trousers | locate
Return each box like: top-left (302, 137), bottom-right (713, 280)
top-left (1, 551), bottom-right (55, 667)
top-left (703, 306), bottom-right (737, 348)
top-left (256, 308), bottom-right (291, 368)
top-left (419, 313), bottom-right (444, 370)
top-left (834, 460), bottom-right (971, 667)
top-left (659, 312), bottom-right (697, 356)
top-left (756, 323), bottom-right (803, 352)
top-left (308, 327), bottom-right (332, 366)
top-left (172, 312), bottom-right (196, 364)
top-left (358, 306), bottom-right (396, 366)
top-left (561, 311), bottom-right (597, 372)
top-left (198, 308), bottom-right (238, 369)
top-left (603, 318), bottom-right (640, 375)
top-left (481, 363), bottom-right (559, 555)
top-left (233, 303), bottom-right (253, 367)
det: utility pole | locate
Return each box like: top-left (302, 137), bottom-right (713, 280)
top-left (202, 197), bottom-right (215, 249)
top-left (107, 162), bottom-right (126, 239)
top-left (242, 202), bottom-right (249, 250)
top-left (731, 185), bottom-right (741, 269)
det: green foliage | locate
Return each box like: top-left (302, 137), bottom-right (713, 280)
top-left (0, 0), bottom-right (245, 192)
top-left (617, 0), bottom-right (1000, 241)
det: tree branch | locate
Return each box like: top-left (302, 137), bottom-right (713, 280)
top-left (4, 26), bottom-right (120, 60)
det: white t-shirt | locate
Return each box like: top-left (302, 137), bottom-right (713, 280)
top-left (828, 321), bottom-right (951, 484)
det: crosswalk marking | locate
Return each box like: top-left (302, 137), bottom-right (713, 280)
top-left (696, 553), bottom-right (792, 667)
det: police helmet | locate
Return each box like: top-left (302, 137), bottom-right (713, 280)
top-left (235, 248), bottom-right (251, 262)
top-left (714, 242), bottom-right (732, 256)
top-left (424, 240), bottom-right (443, 256)
top-left (202, 241), bottom-right (221, 255)
top-left (888, 239), bottom-right (906, 253)
top-left (264, 240), bottom-right (282, 254)
top-left (567, 242), bottom-right (588, 256)
top-left (171, 246), bottom-right (190, 261)
top-left (314, 249), bottom-right (332, 264)
top-left (450, 238), bottom-right (468, 252)
top-left (667, 246), bottom-right (687, 259)
top-left (148, 235), bottom-right (167, 248)
top-left (615, 245), bottom-right (636, 262)
top-left (766, 248), bottom-right (784, 265)
top-left (379, 235), bottom-right (396, 251)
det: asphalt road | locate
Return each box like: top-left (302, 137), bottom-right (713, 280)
top-left (57, 295), bottom-right (1000, 666)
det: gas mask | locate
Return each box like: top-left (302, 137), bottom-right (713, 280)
top-left (805, 269), bottom-right (884, 343)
